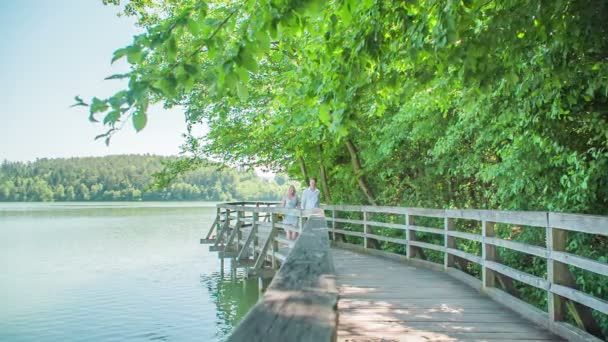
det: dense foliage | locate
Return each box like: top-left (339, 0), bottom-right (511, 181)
top-left (84, 0), bottom-right (607, 337)
top-left (0, 155), bottom-right (287, 202)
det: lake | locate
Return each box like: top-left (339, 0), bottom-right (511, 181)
top-left (0, 202), bottom-right (264, 341)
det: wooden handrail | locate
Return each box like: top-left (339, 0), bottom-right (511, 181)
top-left (206, 202), bottom-right (606, 342)
top-left (322, 204), bottom-right (608, 342)
top-left (227, 213), bottom-right (338, 342)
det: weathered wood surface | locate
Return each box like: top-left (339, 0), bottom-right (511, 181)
top-left (227, 215), bottom-right (338, 342)
top-left (333, 248), bottom-right (563, 342)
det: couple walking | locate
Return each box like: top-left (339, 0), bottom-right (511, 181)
top-left (281, 178), bottom-right (320, 240)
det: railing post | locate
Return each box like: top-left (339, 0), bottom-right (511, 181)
top-left (237, 211), bottom-right (257, 260)
top-left (298, 210), bottom-right (304, 235)
top-left (482, 220), bottom-right (496, 288)
top-left (444, 216), bottom-right (455, 269)
top-left (214, 209), bottom-right (231, 248)
top-left (547, 215), bottom-right (568, 322)
top-left (332, 209), bottom-right (336, 241)
top-left (271, 213), bottom-right (278, 269)
top-left (225, 210), bottom-right (242, 250)
top-left (204, 207), bottom-right (220, 240)
top-left (406, 214), bottom-right (415, 259)
top-left (253, 211), bottom-right (260, 260)
top-left (363, 211), bottom-right (369, 249)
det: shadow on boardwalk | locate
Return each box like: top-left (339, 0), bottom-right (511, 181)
top-left (333, 248), bottom-right (563, 342)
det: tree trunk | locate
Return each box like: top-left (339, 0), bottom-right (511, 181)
top-left (345, 139), bottom-right (376, 205)
top-left (298, 156), bottom-right (308, 184)
top-left (318, 145), bottom-right (332, 203)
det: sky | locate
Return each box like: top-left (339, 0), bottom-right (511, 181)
top-left (0, 1), bottom-right (187, 162)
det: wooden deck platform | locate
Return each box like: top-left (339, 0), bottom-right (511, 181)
top-left (333, 248), bottom-right (563, 342)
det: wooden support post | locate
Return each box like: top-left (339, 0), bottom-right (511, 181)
top-left (237, 212), bottom-right (258, 260)
top-left (252, 215), bottom-right (278, 272)
top-left (298, 210), bottom-right (304, 236)
top-left (482, 220), bottom-right (497, 289)
top-left (444, 217), bottom-right (455, 269)
top-left (203, 208), bottom-right (219, 240)
top-left (547, 224), bottom-right (569, 322)
top-left (406, 215), bottom-right (414, 259)
top-left (363, 211), bottom-right (369, 249)
top-left (213, 209), bottom-right (231, 249)
top-left (225, 210), bottom-right (243, 250)
top-left (332, 209), bottom-right (336, 241)
top-left (271, 213), bottom-right (278, 269)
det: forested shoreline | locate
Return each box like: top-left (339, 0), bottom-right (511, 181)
top-left (0, 155), bottom-right (287, 202)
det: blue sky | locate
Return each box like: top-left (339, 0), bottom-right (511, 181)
top-left (0, 1), bottom-right (186, 162)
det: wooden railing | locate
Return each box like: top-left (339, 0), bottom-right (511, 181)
top-left (202, 201), bottom-right (308, 275)
top-left (227, 214), bottom-right (337, 342)
top-left (202, 202), bottom-right (337, 341)
top-left (322, 205), bottom-right (608, 342)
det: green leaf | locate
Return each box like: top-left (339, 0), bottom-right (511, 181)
top-left (152, 75), bottom-right (178, 98)
top-left (111, 47), bottom-right (129, 64)
top-left (103, 110), bottom-right (121, 124)
top-left (71, 95), bottom-right (88, 108)
top-left (319, 104), bottom-right (331, 125)
top-left (105, 73), bottom-right (131, 80)
top-left (89, 97), bottom-right (108, 122)
top-left (236, 81), bottom-right (249, 101)
top-left (187, 18), bottom-right (201, 35)
top-left (126, 46), bottom-right (144, 64)
top-left (166, 37), bottom-right (178, 61)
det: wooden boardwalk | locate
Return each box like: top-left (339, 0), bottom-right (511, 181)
top-left (214, 203), bottom-right (607, 341)
top-left (333, 248), bottom-right (563, 342)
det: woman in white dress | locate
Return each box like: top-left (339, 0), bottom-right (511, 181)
top-left (282, 185), bottom-right (300, 240)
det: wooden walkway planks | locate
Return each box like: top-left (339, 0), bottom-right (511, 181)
top-left (333, 248), bottom-right (563, 342)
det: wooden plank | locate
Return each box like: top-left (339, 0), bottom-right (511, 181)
top-left (213, 216), bottom-right (230, 248)
top-left (447, 230), bottom-right (483, 243)
top-left (409, 240), bottom-right (445, 253)
top-left (204, 213), bottom-right (219, 240)
top-left (446, 247), bottom-right (482, 265)
top-left (551, 284), bottom-right (608, 315)
top-left (445, 217), bottom-right (455, 268)
top-left (485, 261), bottom-right (550, 290)
top-left (547, 226), bottom-right (568, 322)
top-left (446, 209), bottom-right (547, 227)
top-left (485, 236), bottom-right (548, 258)
top-left (323, 204), bottom-right (405, 215)
top-left (275, 236), bottom-right (295, 248)
top-left (333, 228), bottom-right (365, 238)
top-left (227, 216), bottom-right (337, 342)
top-left (549, 212), bottom-right (608, 236)
top-left (337, 331), bottom-right (557, 341)
top-left (224, 217), bottom-right (242, 247)
top-left (409, 224), bottom-right (445, 235)
top-left (365, 221), bottom-right (407, 230)
top-left (338, 308), bottom-right (531, 323)
top-left (552, 251), bottom-right (608, 277)
top-left (483, 221), bottom-right (497, 288)
top-left (322, 205), bottom-right (446, 217)
top-left (332, 217), bottom-right (365, 225)
top-left (365, 233), bottom-right (407, 245)
top-left (237, 215), bottom-right (258, 260)
top-left (217, 203), bottom-right (302, 216)
top-left (252, 224), bottom-right (278, 271)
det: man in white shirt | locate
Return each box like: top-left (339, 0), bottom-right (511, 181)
top-left (301, 178), bottom-right (320, 210)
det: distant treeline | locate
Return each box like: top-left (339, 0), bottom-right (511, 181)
top-left (0, 155), bottom-right (289, 202)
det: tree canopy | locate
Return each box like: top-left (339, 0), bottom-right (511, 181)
top-left (82, 0), bottom-right (607, 214)
top-left (74, 1), bottom-right (608, 336)
top-left (0, 155), bottom-right (286, 202)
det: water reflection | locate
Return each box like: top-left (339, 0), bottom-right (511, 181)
top-left (0, 202), bottom-right (265, 342)
top-left (201, 257), bottom-right (272, 340)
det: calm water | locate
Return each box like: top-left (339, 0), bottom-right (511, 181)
top-left (0, 202), bottom-right (264, 341)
